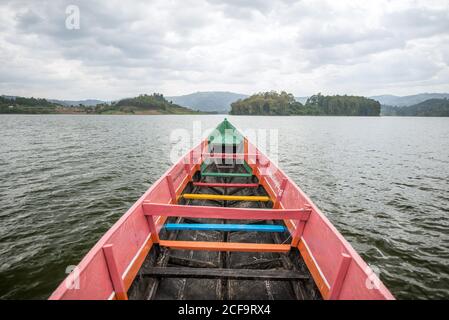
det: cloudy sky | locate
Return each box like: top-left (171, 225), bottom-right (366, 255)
top-left (1, 0), bottom-right (448, 100)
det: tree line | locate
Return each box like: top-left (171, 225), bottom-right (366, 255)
top-left (0, 96), bottom-right (60, 114)
top-left (230, 92), bottom-right (381, 116)
top-left (94, 93), bottom-right (200, 114)
top-left (0, 94), bottom-right (202, 114)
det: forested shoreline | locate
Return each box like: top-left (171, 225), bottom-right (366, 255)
top-left (0, 94), bottom-right (206, 115)
top-left (230, 92), bottom-right (381, 116)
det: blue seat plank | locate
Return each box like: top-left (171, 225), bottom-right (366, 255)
top-left (163, 223), bottom-right (286, 233)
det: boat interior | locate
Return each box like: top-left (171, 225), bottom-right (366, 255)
top-left (127, 133), bottom-right (322, 300)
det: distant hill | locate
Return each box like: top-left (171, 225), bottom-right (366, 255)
top-left (371, 93), bottom-right (449, 107)
top-left (295, 96), bottom-right (309, 104)
top-left (167, 91), bottom-right (248, 113)
top-left (49, 99), bottom-right (107, 107)
top-left (230, 91), bottom-right (303, 115)
top-left (96, 93), bottom-right (203, 115)
top-left (382, 98), bottom-right (449, 116)
top-left (230, 92), bottom-right (380, 116)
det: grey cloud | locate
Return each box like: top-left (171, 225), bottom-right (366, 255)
top-left (322, 49), bottom-right (444, 95)
top-left (298, 25), bottom-right (393, 49)
top-left (383, 7), bottom-right (449, 39)
top-left (295, 5), bottom-right (449, 70)
top-left (206, 0), bottom-right (298, 19)
top-left (300, 37), bottom-right (407, 70)
top-left (9, 1), bottom-right (212, 71)
top-left (206, 0), bottom-right (276, 13)
top-left (0, 0), bottom-right (448, 99)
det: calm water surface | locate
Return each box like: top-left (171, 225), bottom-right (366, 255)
top-left (0, 115), bottom-right (448, 299)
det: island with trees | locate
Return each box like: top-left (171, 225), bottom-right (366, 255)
top-left (230, 92), bottom-right (381, 116)
top-left (93, 94), bottom-right (205, 114)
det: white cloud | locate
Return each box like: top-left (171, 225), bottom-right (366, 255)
top-left (0, 0), bottom-right (448, 99)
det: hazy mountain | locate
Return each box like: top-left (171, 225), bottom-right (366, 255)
top-left (166, 91), bottom-right (248, 113)
top-left (1, 95), bottom-right (17, 100)
top-left (1, 95), bottom-right (108, 107)
top-left (371, 93), bottom-right (449, 107)
top-left (381, 98), bottom-right (449, 117)
top-left (295, 96), bottom-right (309, 104)
top-left (166, 91), bottom-right (313, 113)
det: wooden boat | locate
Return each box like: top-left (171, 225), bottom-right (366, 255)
top-left (50, 119), bottom-right (394, 300)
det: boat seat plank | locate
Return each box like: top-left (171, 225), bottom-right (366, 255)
top-left (182, 194), bottom-right (270, 202)
top-left (143, 203), bottom-right (312, 221)
top-left (192, 182), bottom-right (259, 188)
top-left (159, 240), bottom-right (291, 253)
top-left (143, 267), bottom-right (308, 281)
top-left (200, 172), bottom-right (253, 178)
top-left (164, 223), bottom-right (286, 233)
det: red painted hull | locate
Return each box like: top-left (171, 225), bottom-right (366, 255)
top-left (49, 121), bottom-right (394, 300)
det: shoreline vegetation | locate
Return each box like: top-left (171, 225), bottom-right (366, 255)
top-left (1, 91), bottom-right (449, 116)
top-left (0, 94), bottom-right (212, 115)
top-left (230, 92), bottom-right (381, 116)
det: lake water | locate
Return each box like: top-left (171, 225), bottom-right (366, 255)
top-left (0, 115), bottom-right (448, 299)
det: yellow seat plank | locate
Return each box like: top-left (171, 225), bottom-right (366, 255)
top-left (182, 194), bottom-right (271, 202)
